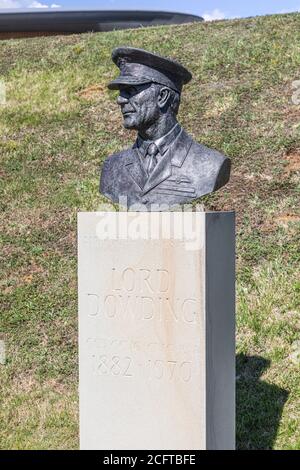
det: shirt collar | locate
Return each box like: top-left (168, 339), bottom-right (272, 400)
top-left (136, 123), bottom-right (181, 157)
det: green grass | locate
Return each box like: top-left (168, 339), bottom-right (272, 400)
top-left (0, 13), bottom-right (300, 449)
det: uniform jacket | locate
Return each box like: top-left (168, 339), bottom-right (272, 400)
top-left (100, 126), bottom-right (230, 209)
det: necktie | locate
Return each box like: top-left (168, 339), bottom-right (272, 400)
top-left (146, 143), bottom-right (159, 175)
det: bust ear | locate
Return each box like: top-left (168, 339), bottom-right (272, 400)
top-left (158, 87), bottom-right (172, 109)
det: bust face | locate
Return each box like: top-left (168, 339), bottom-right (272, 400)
top-left (116, 83), bottom-right (160, 131)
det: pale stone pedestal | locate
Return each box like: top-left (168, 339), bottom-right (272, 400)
top-left (78, 211), bottom-right (235, 450)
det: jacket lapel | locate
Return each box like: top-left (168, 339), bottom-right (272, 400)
top-left (124, 148), bottom-right (148, 190)
top-left (142, 129), bottom-right (193, 195)
top-left (142, 151), bottom-right (172, 194)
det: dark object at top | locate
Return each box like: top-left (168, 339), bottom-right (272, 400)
top-left (0, 10), bottom-right (203, 40)
top-left (100, 47), bottom-right (231, 210)
top-left (108, 47), bottom-right (192, 94)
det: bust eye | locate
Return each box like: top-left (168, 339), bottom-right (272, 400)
top-left (120, 86), bottom-right (137, 97)
top-left (129, 87), bottom-right (138, 95)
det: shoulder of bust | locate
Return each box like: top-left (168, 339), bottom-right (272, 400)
top-left (190, 140), bottom-right (227, 163)
top-left (100, 146), bottom-right (134, 197)
top-left (102, 146), bottom-right (134, 167)
top-left (183, 139), bottom-right (231, 194)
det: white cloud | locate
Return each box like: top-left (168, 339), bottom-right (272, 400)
top-left (0, 0), bottom-right (63, 7)
top-left (278, 7), bottom-right (300, 13)
top-left (202, 8), bottom-right (226, 22)
top-left (28, 1), bottom-right (49, 7)
top-left (0, 0), bottom-right (21, 7)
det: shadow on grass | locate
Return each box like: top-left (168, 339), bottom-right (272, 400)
top-left (236, 353), bottom-right (289, 450)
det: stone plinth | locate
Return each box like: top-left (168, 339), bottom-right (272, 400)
top-left (78, 211), bottom-right (235, 450)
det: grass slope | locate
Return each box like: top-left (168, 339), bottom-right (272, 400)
top-left (0, 13), bottom-right (300, 449)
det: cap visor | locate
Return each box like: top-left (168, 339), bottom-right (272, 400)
top-left (107, 75), bottom-right (152, 90)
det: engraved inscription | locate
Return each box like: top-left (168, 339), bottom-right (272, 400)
top-left (92, 354), bottom-right (133, 377)
top-left (146, 359), bottom-right (192, 382)
top-left (111, 267), bottom-right (170, 293)
top-left (86, 266), bottom-right (201, 323)
top-left (86, 336), bottom-right (201, 356)
top-left (87, 336), bottom-right (198, 382)
top-left (91, 354), bottom-right (193, 382)
top-left (87, 293), bottom-right (200, 323)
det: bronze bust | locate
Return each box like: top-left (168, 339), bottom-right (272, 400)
top-left (100, 47), bottom-right (230, 210)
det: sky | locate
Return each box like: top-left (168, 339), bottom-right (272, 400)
top-left (0, 0), bottom-right (300, 20)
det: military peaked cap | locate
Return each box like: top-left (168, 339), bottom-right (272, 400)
top-left (107, 46), bottom-right (192, 94)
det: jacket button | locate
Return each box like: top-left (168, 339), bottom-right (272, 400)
top-left (142, 198), bottom-right (148, 204)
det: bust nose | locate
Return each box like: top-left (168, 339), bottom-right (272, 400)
top-left (117, 95), bottom-right (128, 105)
